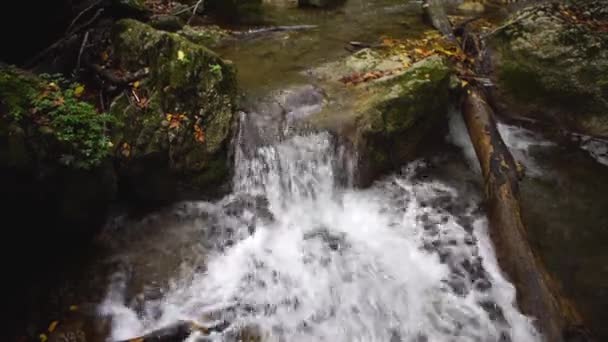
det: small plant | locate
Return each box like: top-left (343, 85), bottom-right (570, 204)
top-left (1, 68), bottom-right (115, 169)
top-left (209, 63), bottom-right (223, 79)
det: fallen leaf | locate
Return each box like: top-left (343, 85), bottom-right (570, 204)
top-left (177, 50), bottom-right (186, 61)
top-left (39, 334), bottom-right (48, 342)
top-left (194, 124), bottom-right (205, 143)
top-left (48, 321), bottom-right (59, 333)
top-left (74, 85), bottom-right (85, 97)
top-left (121, 143), bottom-right (131, 158)
top-left (53, 97), bottom-right (65, 106)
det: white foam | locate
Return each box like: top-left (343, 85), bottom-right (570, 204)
top-left (101, 131), bottom-right (540, 342)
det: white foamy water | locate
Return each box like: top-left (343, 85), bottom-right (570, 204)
top-left (447, 110), bottom-right (554, 178)
top-left (572, 133), bottom-right (608, 166)
top-left (101, 114), bottom-right (540, 341)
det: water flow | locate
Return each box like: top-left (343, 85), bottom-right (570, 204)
top-left (102, 110), bottom-right (540, 342)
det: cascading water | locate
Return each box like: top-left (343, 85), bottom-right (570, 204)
top-left (100, 99), bottom-right (541, 341)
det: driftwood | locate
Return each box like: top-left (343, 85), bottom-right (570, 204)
top-left (114, 320), bottom-right (230, 342)
top-left (231, 25), bottom-right (318, 38)
top-left (422, 1), bottom-right (591, 341)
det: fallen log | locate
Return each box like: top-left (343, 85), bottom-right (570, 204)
top-left (422, 1), bottom-right (592, 341)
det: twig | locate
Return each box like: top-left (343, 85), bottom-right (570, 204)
top-left (65, 0), bottom-right (103, 34)
top-left (70, 8), bottom-right (105, 35)
top-left (91, 64), bottom-right (149, 85)
top-left (99, 90), bottom-right (105, 112)
top-left (231, 25), bottom-right (318, 37)
top-left (76, 30), bottom-right (90, 73)
top-left (188, 0), bottom-right (205, 25)
top-left (25, 8), bottom-right (104, 68)
top-left (481, 12), bottom-right (533, 40)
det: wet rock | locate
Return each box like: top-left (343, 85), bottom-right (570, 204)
top-left (45, 306), bottom-right (112, 342)
top-left (150, 14), bottom-right (185, 32)
top-left (310, 52), bottom-right (453, 186)
top-left (111, 0), bottom-right (151, 17)
top-left (205, 0), bottom-right (264, 24)
top-left (110, 19), bottom-right (237, 202)
top-left (489, 2), bottom-right (608, 137)
top-left (299, 0), bottom-right (347, 8)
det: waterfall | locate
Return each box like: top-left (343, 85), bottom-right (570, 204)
top-left (100, 100), bottom-right (540, 342)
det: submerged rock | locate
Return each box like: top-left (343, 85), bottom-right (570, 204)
top-left (205, 0), bottom-right (265, 24)
top-left (299, 0), bottom-right (347, 8)
top-left (110, 19), bottom-right (237, 202)
top-left (310, 51), bottom-right (452, 185)
top-left (489, 1), bottom-right (608, 137)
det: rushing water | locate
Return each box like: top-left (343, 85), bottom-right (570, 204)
top-left (99, 98), bottom-right (541, 341)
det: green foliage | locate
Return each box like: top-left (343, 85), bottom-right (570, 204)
top-left (1, 67), bottom-right (115, 169)
top-left (209, 63), bottom-right (223, 79)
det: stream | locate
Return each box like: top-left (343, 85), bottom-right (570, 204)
top-left (39, 1), bottom-right (608, 341)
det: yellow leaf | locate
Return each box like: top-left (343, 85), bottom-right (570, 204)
top-left (48, 321), bottom-right (59, 333)
top-left (177, 50), bottom-right (186, 61)
top-left (69, 305), bottom-right (79, 311)
top-left (461, 80), bottom-right (469, 88)
top-left (39, 334), bottom-right (48, 342)
top-left (132, 81), bottom-right (140, 89)
top-left (74, 85), bottom-right (85, 97)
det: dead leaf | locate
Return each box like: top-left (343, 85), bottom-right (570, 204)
top-left (194, 124), bottom-right (205, 143)
top-left (53, 97), bottom-right (65, 106)
top-left (48, 321), bottom-right (59, 333)
top-left (74, 85), bottom-right (85, 97)
top-left (121, 142), bottom-right (131, 158)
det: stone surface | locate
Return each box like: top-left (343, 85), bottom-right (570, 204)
top-left (110, 19), bottom-right (237, 202)
top-left (489, 2), bottom-right (608, 137)
top-left (310, 52), bottom-right (452, 185)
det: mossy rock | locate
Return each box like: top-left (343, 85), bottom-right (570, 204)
top-left (110, 19), bottom-right (237, 200)
top-left (489, 2), bottom-right (608, 137)
top-left (310, 54), bottom-right (452, 185)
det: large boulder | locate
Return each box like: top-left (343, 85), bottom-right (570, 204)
top-left (310, 51), bottom-right (453, 185)
top-left (489, 1), bottom-right (608, 137)
top-left (110, 19), bottom-right (237, 202)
